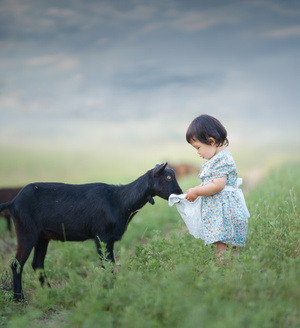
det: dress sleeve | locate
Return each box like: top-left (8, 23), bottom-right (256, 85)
top-left (211, 153), bottom-right (237, 182)
top-left (199, 151), bottom-right (237, 184)
top-left (210, 156), bottom-right (229, 179)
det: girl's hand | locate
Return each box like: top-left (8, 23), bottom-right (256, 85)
top-left (185, 188), bottom-right (198, 202)
top-left (185, 178), bottom-right (226, 201)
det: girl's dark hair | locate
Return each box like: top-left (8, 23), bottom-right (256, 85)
top-left (186, 114), bottom-right (229, 146)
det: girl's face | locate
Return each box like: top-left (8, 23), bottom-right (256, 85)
top-left (190, 138), bottom-right (221, 160)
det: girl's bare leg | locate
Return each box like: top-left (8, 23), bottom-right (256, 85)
top-left (213, 242), bottom-right (227, 264)
top-left (232, 246), bottom-right (239, 257)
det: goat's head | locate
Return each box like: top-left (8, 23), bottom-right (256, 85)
top-left (148, 162), bottom-right (182, 204)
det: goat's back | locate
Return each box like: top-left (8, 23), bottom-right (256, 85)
top-left (11, 182), bottom-right (120, 214)
top-left (8, 182), bottom-right (123, 240)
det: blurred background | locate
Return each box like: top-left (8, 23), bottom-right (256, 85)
top-left (0, 0), bottom-right (299, 186)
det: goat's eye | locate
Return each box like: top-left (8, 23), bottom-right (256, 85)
top-left (166, 175), bottom-right (172, 181)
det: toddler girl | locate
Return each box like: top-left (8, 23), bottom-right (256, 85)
top-left (169, 114), bottom-right (250, 262)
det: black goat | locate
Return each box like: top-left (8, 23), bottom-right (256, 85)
top-left (0, 163), bottom-right (182, 301)
top-left (0, 187), bottom-right (22, 234)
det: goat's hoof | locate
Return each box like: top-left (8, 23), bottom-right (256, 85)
top-left (13, 293), bottom-right (25, 302)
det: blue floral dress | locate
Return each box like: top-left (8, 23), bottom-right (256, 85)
top-left (199, 150), bottom-right (249, 246)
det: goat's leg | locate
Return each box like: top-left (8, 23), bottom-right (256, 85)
top-left (94, 237), bottom-right (115, 265)
top-left (4, 214), bottom-right (12, 235)
top-left (105, 241), bottom-right (115, 263)
top-left (94, 236), bottom-right (104, 264)
top-left (31, 237), bottom-right (50, 287)
top-left (94, 237), bottom-right (106, 264)
top-left (11, 235), bottom-right (36, 301)
top-left (6, 219), bottom-right (12, 234)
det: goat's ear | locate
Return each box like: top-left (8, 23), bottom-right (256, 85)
top-left (147, 195), bottom-right (155, 205)
top-left (153, 162), bottom-right (168, 176)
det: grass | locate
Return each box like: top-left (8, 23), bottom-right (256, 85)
top-left (0, 147), bottom-right (299, 327)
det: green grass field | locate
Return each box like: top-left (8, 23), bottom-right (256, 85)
top-left (0, 146), bottom-right (299, 327)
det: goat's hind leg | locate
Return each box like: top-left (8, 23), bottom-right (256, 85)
top-left (5, 215), bottom-right (12, 235)
top-left (31, 237), bottom-right (51, 288)
top-left (11, 233), bottom-right (36, 301)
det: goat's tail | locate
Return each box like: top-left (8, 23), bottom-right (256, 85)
top-left (0, 202), bottom-right (10, 212)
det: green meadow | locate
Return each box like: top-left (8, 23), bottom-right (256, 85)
top-left (0, 144), bottom-right (299, 327)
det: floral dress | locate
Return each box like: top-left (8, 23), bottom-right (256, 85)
top-left (199, 150), bottom-right (249, 246)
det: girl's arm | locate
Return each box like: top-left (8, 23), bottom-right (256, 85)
top-left (185, 177), bottom-right (227, 201)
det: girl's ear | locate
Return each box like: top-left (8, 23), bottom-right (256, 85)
top-left (208, 137), bottom-right (216, 145)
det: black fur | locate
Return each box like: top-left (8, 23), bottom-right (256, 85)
top-left (0, 163), bottom-right (182, 301)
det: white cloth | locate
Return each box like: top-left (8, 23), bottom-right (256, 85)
top-left (168, 178), bottom-right (250, 238)
top-left (169, 193), bottom-right (203, 238)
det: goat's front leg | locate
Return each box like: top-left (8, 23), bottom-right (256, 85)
top-left (105, 241), bottom-right (115, 263)
top-left (94, 237), bottom-right (115, 266)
